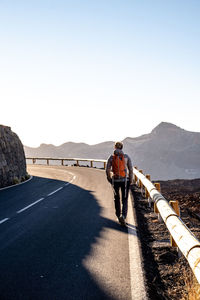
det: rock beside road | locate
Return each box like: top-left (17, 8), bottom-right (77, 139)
top-left (0, 125), bottom-right (27, 188)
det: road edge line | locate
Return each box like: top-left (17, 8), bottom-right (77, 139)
top-left (0, 176), bottom-right (33, 191)
top-left (127, 192), bottom-right (148, 300)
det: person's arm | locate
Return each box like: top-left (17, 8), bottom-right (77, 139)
top-left (106, 155), bottom-right (113, 183)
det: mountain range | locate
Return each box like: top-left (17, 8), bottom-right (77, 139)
top-left (24, 122), bottom-right (200, 180)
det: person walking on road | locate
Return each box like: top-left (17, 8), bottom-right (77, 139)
top-left (106, 141), bottom-right (133, 226)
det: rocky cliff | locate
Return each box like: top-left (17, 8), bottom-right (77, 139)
top-left (0, 125), bottom-right (27, 188)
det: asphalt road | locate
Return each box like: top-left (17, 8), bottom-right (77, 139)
top-left (0, 165), bottom-right (147, 300)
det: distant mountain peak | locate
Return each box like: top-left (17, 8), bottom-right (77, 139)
top-left (40, 143), bottom-right (55, 148)
top-left (24, 121), bottom-right (200, 180)
top-left (151, 122), bottom-right (182, 135)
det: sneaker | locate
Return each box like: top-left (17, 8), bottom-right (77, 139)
top-left (119, 215), bottom-right (126, 226)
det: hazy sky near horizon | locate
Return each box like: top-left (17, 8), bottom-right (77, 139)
top-left (1, 0), bottom-right (200, 147)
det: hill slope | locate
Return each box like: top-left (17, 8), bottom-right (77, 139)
top-left (24, 122), bottom-right (200, 180)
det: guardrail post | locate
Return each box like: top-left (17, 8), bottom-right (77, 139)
top-left (33, 158), bottom-right (36, 164)
top-left (145, 174), bottom-right (150, 198)
top-left (91, 161), bottom-right (93, 168)
top-left (76, 160), bottom-right (79, 166)
top-left (104, 162), bottom-right (106, 169)
top-left (61, 159), bottom-right (64, 166)
top-left (134, 166), bottom-right (138, 183)
top-left (154, 183), bottom-right (160, 213)
top-left (145, 174), bottom-right (152, 207)
top-left (169, 200), bottom-right (180, 247)
top-left (47, 159), bottom-right (49, 165)
top-left (154, 183), bottom-right (163, 223)
top-left (138, 170), bottom-right (143, 188)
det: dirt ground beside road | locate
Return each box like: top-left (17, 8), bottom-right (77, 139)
top-left (131, 178), bottom-right (200, 300)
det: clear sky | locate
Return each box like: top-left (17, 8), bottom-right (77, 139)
top-left (1, 0), bottom-right (200, 147)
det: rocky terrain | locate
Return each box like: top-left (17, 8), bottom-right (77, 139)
top-left (24, 122), bottom-right (200, 180)
top-left (0, 125), bottom-right (27, 188)
top-left (133, 178), bottom-right (200, 299)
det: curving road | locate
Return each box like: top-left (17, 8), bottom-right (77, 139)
top-left (0, 165), bottom-right (147, 300)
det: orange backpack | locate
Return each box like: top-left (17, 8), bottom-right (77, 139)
top-left (112, 154), bottom-right (126, 178)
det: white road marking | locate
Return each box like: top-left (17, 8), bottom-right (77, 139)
top-left (0, 218), bottom-right (9, 225)
top-left (47, 173), bottom-right (76, 194)
top-left (0, 176), bottom-right (33, 191)
top-left (1, 170), bottom-right (76, 221)
top-left (65, 175), bottom-right (76, 186)
top-left (17, 198), bottom-right (45, 214)
top-left (47, 187), bottom-right (63, 196)
top-left (16, 172), bottom-right (76, 214)
top-left (127, 194), bottom-right (148, 300)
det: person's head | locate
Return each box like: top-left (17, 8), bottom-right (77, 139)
top-left (114, 141), bottom-right (123, 150)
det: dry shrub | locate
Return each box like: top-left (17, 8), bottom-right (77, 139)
top-left (181, 268), bottom-right (200, 300)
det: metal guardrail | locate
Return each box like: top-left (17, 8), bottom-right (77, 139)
top-left (133, 167), bottom-right (200, 284)
top-left (26, 157), bottom-right (107, 169)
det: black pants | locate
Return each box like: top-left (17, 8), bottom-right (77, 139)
top-left (113, 180), bottom-right (130, 219)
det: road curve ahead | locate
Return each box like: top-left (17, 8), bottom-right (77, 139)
top-left (0, 165), bottom-right (147, 300)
